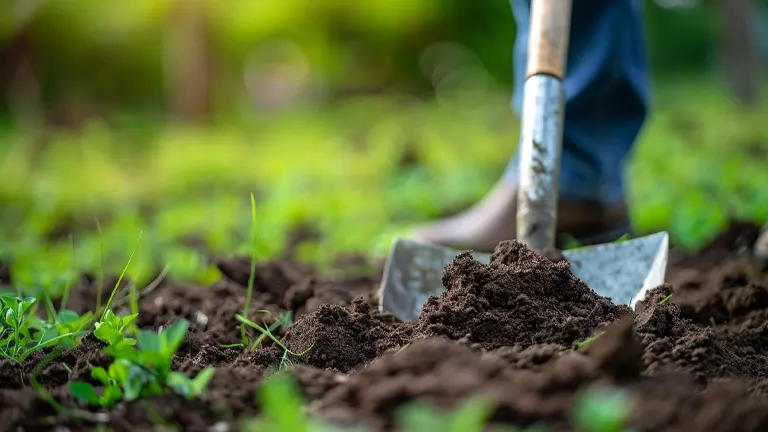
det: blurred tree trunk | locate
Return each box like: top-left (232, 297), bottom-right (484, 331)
top-left (164, 0), bottom-right (213, 123)
top-left (716, 0), bottom-right (763, 107)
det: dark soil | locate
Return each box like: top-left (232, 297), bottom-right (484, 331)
top-left (3, 220), bottom-right (768, 431)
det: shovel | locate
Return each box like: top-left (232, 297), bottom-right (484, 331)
top-left (378, 0), bottom-right (669, 322)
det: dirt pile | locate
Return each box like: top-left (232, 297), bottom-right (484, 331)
top-left (413, 241), bottom-right (631, 350)
top-left (281, 239), bottom-right (631, 374)
top-left (282, 298), bottom-right (404, 372)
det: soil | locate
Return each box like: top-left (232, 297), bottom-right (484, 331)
top-left (3, 220), bottom-right (768, 431)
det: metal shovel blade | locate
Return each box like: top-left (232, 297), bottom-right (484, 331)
top-left (378, 231), bottom-right (669, 322)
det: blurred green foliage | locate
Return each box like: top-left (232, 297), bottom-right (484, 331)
top-left (1, 76), bottom-right (767, 290)
top-left (0, 0), bottom-right (737, 115)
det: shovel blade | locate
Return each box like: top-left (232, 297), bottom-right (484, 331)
top-left (378, 231), bottom-right (669, 322)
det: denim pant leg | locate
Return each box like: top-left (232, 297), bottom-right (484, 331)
top-left (503, 0), bottom-right (650, 207)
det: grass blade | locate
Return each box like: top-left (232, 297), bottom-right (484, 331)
top-left (241, 193), bottom-right (258, 345)
top-left (101, 231), bottom-right (142, 322)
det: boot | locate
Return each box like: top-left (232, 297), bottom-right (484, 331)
top-left (408, 180), bottom-right (632, 253)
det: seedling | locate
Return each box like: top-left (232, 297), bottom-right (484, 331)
top-left (93, 309), bottom-right (138, 347)
top-left (70, 319), bottom-right (215, 408)
top-left (571, 387), bottom-right (632, 432)
top-left (658, 293), bottom-right (673, 305)
top-left (0, 294), bottom-right (81, 364)
top-left (236, 314), bottom-right (313, 369)
top-left (396, 396), bottom-right (497, 432)
top-left (244, 373), bottom-right (364, 432)
top-left (35, 308), bottom-right (94, 349)
top-left (563, 331), bottom-right (604, 353)
top-left (574, 331), bottom-right (604, 350)
top-left (246, 310), bottom-right (294, 350)
top-left (241, 193), bottom-right (258, 345)
top-left (99, 231), bottom-right (142, 324)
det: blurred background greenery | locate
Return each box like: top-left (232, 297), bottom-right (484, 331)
top-left (1, 0), bottom-right (767, 290)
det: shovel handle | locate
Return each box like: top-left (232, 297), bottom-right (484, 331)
top-left (516, 0), bottom-right (572, 251)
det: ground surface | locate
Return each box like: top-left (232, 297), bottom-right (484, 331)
top-left (2, 220), bottom-right (768, 431)
top-left (1, 77), bottom-right (767, 431)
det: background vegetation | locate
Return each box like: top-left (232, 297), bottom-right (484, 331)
top-left (1, 0), bottom-right (768, 289)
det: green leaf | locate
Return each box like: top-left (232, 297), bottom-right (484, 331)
top-left (108, 360), bottom-right (130, 384)
top-left (57, 309), bottom-right (81, 325)
top-left (122, 363), bottom-right (149, 401)
top-left (448, 397), bottom-right (496, 432)
top-left (258, 374), bottom-right (309, 432)
top-left (190, 367), bottom-right (215, 395)
top-left (121, 313), bottom-right (139, 328)
top-left (396, 403), bottom-right (449, 431)
top-left (572, 387), bottom-right (631, 432)
top-left (105, 344), bottom-right (141, 363)
top-left (160, 320), bottom-right (189, 355)
top-left (69, 382), bottom-right (100, 405)
top-left (6, 308), bottom-right (18, 328)
top-left (94, 323), bottom-right (121, 345)
top-left (102, 385), bottom-right (124, 408)
top-left (140, 351), bottom-right (167, 370)
top-left (138, 329), bottom-right (160, 352)
top-left (167, 371), bottom-right (192, 397)
top-left (103, 309), bottom-right (119, 327)
top-left (92, 366), bottom-right (110, 385)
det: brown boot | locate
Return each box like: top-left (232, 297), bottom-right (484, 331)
top-left (408, 180), bottom-right (632, 253)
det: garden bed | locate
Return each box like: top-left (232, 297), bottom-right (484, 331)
top-left (2, 221), bottom-right (768, 431)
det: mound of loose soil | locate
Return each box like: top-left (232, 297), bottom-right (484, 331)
top-left (413, 241), bottom-right (631, 350)
top-left (3, 221), bottom-right (768, 431)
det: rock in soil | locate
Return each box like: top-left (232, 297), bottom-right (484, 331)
top-left (4, 221), bottom-right (768, 431)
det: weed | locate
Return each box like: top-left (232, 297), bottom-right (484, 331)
top-left (241, 193), bottom-right (258, 346)
top-left (396, 397), bottom-right (497, 432)
top-left (249, 310), bottom-right (294, 349)
top-left (70, 319), bottom-right (215, 408)
top-left (100, 231), bottom-right (142, 323)
top-left (93, 309), bottom-right (138, 347)
top-left (574, 332), bottom-right (604, 350)
top-left (0, 294), bottom-right (83, 364)
top-left (571, 387), bottom-right (632, 432)
top-left (658, 293), bottom-right (673, 305)
top-left (236, 314), bottom-right (313, 369)
top-left (244, 372), bottom-right (364, 432)
top-left (35, 308), bottom-right (94, 350)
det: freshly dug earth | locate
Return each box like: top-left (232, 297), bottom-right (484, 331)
top-left (3, 221), bottom-right (768, 431)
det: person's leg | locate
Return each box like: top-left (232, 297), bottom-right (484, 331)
top-left (409, 0), bottom-right (650, 252)
top-left (504, 0), bottom-right (649, 208)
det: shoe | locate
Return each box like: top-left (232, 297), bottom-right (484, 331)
top-left (408, 180), bottom-right (632, 253)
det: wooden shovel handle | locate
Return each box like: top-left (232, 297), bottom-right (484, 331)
top-left (526, 0), bottom-right (572, 80)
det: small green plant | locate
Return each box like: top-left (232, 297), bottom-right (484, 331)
top-left (0, 294), bottom-right (81, 364)
top-left (236, 314), bottom-right (313, 369)
top-left (396, 397), bottom-right (497, 432)
top-left (70, 319), bottom-right (215, 408)
top-left (574, 331), bottom-right (604, 350)
top-left (99, 231), bottom-right (142, 324)
top-left (243, 373), bottom-right (364, 432)
top-left (252, 310), bottom-right (294, 349)
top-left (658, 293), bottom-right (673, 305)
top-left (241, 193), bottom-right (258, 345)
top-left (571, 387), bottom-right (632, 432)
top-left (35, 308), bottom-right (94, 349)
top-left (93, 309), bottom-right (138, 347)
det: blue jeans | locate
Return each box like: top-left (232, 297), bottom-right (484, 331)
top-left (503, 0), bottom-right (650, 207)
